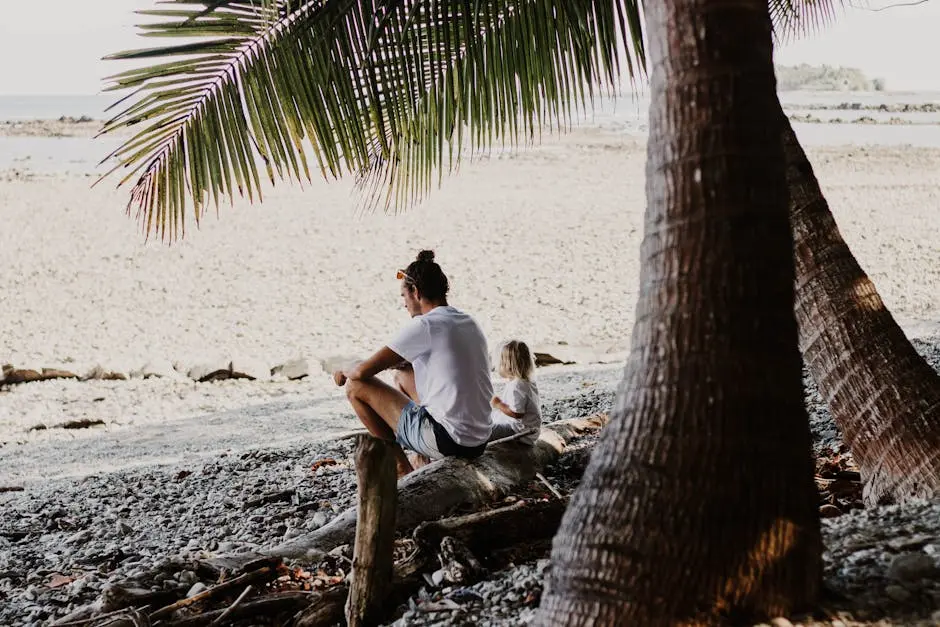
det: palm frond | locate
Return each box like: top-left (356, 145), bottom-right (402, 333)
top-left (769, 0), bottom-right (847, 43)
top-left (99, 1), bottom-right (647, 240)
top-left (354, 1), bottom-right (647, 213)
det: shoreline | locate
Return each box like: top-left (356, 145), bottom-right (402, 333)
top-left (0, 361), bottom-right (623, 486)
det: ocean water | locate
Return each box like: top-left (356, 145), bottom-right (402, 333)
top-left (3, 91), bottom-right (940, 174)
top-left (0, 94), bottom-right (115, 121)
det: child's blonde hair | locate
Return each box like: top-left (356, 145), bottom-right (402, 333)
top-left (497, 340), bottom-right (535, 380)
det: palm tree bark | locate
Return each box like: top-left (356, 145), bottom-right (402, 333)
top-left (536, 1), bottom-right (822, 624)
top-left (781, 112), bottom-right (940, 504)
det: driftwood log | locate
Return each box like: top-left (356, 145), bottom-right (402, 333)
top-left (270, 414), bottom-right (607, 561)
top-left (290, 496), bottom-right (569, 626)
top-left (345, 436), bottom-right (398, 626)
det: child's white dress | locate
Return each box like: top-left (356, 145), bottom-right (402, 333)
top-left (489, 379), bottom-right (541, 445)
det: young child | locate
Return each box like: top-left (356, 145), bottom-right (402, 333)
top-left (489, 340), bottom-right (541, 445)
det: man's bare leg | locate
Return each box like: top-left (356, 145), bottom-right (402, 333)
top-left (345, 377), bottom-right (414, 475)
top-left (390, 367), bottom-right (432, 468)
top-left (392, 365), bottom-right (419, 402)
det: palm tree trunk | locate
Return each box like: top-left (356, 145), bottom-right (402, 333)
top-left (781, 112), bottom-right (940, 504)
top-left (536, 1), bottom-right (821, 624)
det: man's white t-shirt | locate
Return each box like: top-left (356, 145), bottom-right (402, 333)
top-left (388, 306), bottom-right (494, 446)
top-left (491, 379), bottom-right (541, 445)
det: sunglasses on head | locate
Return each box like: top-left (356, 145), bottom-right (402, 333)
top-left (396, 269), bottom-right (414, 283)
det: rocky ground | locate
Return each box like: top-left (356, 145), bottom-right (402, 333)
top-left (1, 342), bottom-right (939, 626)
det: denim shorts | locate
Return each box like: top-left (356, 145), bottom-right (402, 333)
top-left (396, 402), bottom-right (444, 459)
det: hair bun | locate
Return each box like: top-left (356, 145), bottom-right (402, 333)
top-left (417, 250), bottom-right (435, 263)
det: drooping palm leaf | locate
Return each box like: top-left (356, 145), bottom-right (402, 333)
top-left (99, 0), bottom-right (646, 239)
top-left (101, 0), bottom-right (841, 239)
top-left (769, 0), bottom-right (846, 43)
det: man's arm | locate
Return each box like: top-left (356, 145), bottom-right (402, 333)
top-left (333, 346), bottom-right (405, 386)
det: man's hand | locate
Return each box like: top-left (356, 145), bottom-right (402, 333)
top-left (491, 395), bottom-right (502, 409)
top-left (333, 370), bottom-right (348, 386)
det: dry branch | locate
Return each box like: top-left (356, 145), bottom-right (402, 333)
top-left (149, 566), bottom-right (276, 622)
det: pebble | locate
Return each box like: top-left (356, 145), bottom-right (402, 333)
top-left (887, 552), bottom-right (937, 582)
top-left (186, 582), bottom-right (208, 598)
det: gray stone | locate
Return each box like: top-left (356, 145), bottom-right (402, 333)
top-left (65, 530), bottom-right (92, 545)
top-left (887, 552), bottom-right (937, 582)
top-left (884, 584), bottom-right (912, 603)
top-left (186, 582), bottom-right (208, 598)
top-left (271, 357), bottom-right (312, 380)
top-left (178, 570), bottom-right (198, 586)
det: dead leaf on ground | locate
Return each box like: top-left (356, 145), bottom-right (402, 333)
top-left (311, 458), bottom-right (338, 472)
top-left (47, 573), bottom-right (76, 588)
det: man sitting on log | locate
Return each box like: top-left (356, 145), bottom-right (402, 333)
top-left (332, 250), bottom-right (494, 476)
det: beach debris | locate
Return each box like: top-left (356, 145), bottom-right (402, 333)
top-left (535, 472), bottom-right (564, 500)
top-left (814, 447), bottom-right (863, 517)
top-left (271, 357), bottom-right (312, 380)
top-left (59, 418), bottom-right (106, 430)
top-left (82, 365), bottom-right (128, 381)
top-left (42, 368), bottom-right (79, 380)
top-left (174, 470), bottom-right (193, 482)
top-left (131, 359), bottom-right (183, 380)
top-left (230, 357), bottom-right (270, 381)
top-left (29, 418), bottom-right (106, 432)
top-left (0, 486), bottom-right (24, 493)
top-left (46, 573), bottom-right (76, 589)
top-left (188, 360), bottom-right (235, 382)
top-left (310, 458), bottom-right (338, 473)
top-left (242, 488), bottom-right (297, 510)
top-left (533, 352), bottom-right (563, 367)
top-left (532, 352), bottom-right (576, 367)
top-left (1, 365), bottom-right (80, 385)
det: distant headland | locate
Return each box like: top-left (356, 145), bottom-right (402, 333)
top-left (776, 63), bottom-right (886, 92)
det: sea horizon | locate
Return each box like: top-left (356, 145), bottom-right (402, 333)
top-left (5, 87), bottom-right (940, 121)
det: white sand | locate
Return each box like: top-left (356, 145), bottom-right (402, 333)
top-left (1, 126), bottom-right (939, 482)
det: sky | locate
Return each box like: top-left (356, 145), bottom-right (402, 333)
top-left (0, 1), bottom-right (938, 95)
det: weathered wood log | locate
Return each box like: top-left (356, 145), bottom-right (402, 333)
top-left (270, 414), bottom-right (607, 561)
top-left (207, 584), bottom-right (254, 626)
top-left (413, 498), bottom-right (568, 557)
top-left (289, 587), bottom-right (348, 627)
top-left (345, 436), bottom-right (398, 627)
top-left (290, 497), bottom-right (569, 626)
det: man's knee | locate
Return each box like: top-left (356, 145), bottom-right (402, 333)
top-left (345, 378), bottom-right (365, 401)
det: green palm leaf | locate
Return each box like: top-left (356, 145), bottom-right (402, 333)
top-left (100, 0), bottom-right (841, 239)
top-left (770, 0), bottom-right (847, 43)
top-left (99, 1), bottom-right (646, 238)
